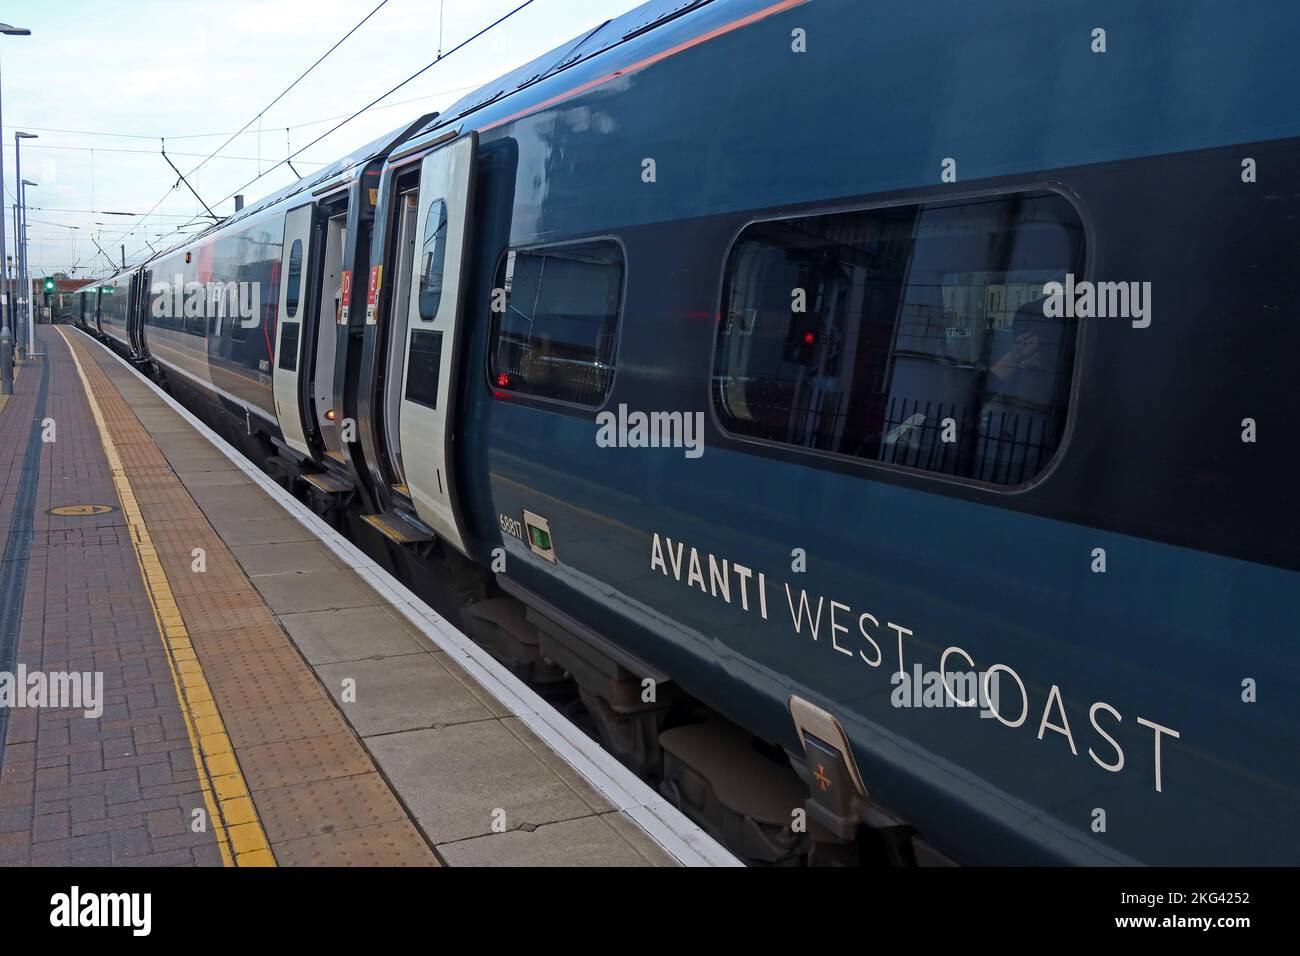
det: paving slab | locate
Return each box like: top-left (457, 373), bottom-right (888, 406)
top-left (250, 568), bottom-right (384, 614)
top-left (439, 812), bottom-right (677, 867)
top-left (197, 496), bottom-right (294, 522)
top-left (231, 541), bottom-right (345, 576)
top-left (277, 605), bottom-right (429, 665)
top-left (208, 517), bottom-right (313, 546)
top-left (365, 719), bottom-right (609, 846)
top-left (316, 654), bottom-right (503, 735)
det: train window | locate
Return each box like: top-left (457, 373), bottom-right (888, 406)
top-left (405, 329), bottom-right (443, 409)
top-left (714, 189), bottom-right (1085, 486)
top-left (278, 321), bottom-right (300, 373)
top-left (286, 239), bottom-right (303, 319)
top-left (418, 199), bottom-right (448, 320)
top-left (488, 239), bottom-right (623, 407)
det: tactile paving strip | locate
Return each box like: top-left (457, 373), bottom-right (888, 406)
top-left (64, 333), bottom-right (439, 867)
top-left (221, 699), bottom-right (353, 749)
top-left (251, 774), bottom-right (410, 844)
top-left (273, 820), bottom-right (434, 867)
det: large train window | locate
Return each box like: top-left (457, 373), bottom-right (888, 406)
top-left (713, 189), bottom-right (1085, 486)
top-left (488, 239), bottom-right (623, 408)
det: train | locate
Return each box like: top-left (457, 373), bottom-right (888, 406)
top-left (72, 0), bottom-right (1300, 866)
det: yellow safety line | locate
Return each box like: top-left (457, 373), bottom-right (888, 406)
top-left (58, 329), bottom-right (275, 867)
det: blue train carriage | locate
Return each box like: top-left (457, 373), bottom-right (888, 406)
top-left (348, 0), bottom-right (1300, 865)
top-left (91, 269), bottom-right (141, 356)
top-left (70, 283), bottom-right (93, 332)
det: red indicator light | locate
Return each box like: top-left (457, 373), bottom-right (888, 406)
top-left (497, 373), bottom-right (510, 387)
top-left (803, 331), bottom-right (815, 345)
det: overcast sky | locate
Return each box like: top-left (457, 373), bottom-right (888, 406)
top-left (1, 0), bottom-right (644, 279)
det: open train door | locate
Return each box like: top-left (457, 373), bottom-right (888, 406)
top-left (127, 271), bottom-right (146, 358)
top-left (392, 131), bottom-right (476, 555)
top-left (272, 203), bottom-right (314, 457)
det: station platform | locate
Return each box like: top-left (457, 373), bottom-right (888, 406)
top-left (0, 325), bottom-right (728, 867)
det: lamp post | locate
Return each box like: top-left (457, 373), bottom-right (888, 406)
top-left (19, 177), bottom-right (36, 356)
top-left (9, 194), bottom-right (16, 325)
top-left (14, 131), bottom-right (35, 357)
top-left (0, 22), bottom-right (32, 395)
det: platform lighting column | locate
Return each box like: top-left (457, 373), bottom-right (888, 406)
top-left (0, 22), bottom-right (33, 393)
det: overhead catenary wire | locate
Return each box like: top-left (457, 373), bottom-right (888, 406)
top-left (2, 141), bottom-right (329, 165)
top-left (182, 0), bottom-right (393, 182)
top-left (0, 84), bottom-right (484, 144)
top-left (80, 0), bottom-right (544, 271)
top-left (110, 0), bottom-right (395, 257)
top-left (137, 0), bottom-right (540, 266)
top-left (8, 81), bottom-right (484, 268)
top-left (30, 206), bottom-right (236, 219)
top-left (210, 0), bottom-right (538, 213)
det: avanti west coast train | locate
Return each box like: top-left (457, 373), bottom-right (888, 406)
top-left (75, 0), bottom-right (1300, 866)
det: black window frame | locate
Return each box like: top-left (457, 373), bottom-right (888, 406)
top-left (485, 235), bottom-right (628, 413)
top-left (405, 328), bottom-right (444, 410)
top-left (277, 320), bottom-right (301, 373)
top-left (285, 238), bottom-right (304, 319)
top-left (707, 182), bottom-right (1090, 495)
top-left (418, 198), bottom-right (449, 322)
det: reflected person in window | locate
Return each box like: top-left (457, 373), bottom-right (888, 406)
top-left (977, 296), bottom-right (1074, 483)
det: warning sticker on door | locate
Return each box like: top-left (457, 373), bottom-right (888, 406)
top-left (339, 269), bottom-right (352, 324)
top-left (365, 264), bottom-right (383, 325)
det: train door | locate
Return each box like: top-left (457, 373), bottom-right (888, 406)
top-left (273, 204), bottom-right (313, 456)
top-left (387, 132), bottom-right (477, 554)
top-left (126, 273), bottom-right (140, 356)
top-left (127, 271), bottom-right (146, 357)
top-left (309, 206), bottom-right (348, 453)
top-left (383, 187), bottom-right (420, 489)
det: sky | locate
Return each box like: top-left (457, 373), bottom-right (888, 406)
top-left (0, 0), bottom-right (646, 280)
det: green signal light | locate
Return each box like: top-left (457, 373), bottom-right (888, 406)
top-left (43, 278), bottom-right (55, 292)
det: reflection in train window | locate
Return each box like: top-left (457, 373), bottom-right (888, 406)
top-left (713, 190), bottom-right (1085, 486)
top-left (488, 240), bottom-right (623, 407)
top-left (286, 239), bottom-right (303, 318)
top-left (418, 200), bottom-right (448, 321)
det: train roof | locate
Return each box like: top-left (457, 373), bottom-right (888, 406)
top-left (413, 0), bottom-right (716, 140)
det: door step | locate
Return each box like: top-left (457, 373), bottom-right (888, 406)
top-left (362, 511), bottom-right (435, 545)
top-left (391, 482), bottom-right (410, 497)
top-left (324, 449), bottom-right (347, 463)
top-left (301, 472), bottom-right (353, 495)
